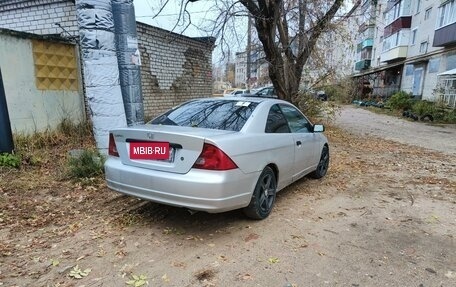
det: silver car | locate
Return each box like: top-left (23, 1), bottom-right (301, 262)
top-left (105, 97), bottom-right (329, 219)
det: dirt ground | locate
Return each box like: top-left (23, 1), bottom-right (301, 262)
top-left (1, 106), bottom-right (455, 287)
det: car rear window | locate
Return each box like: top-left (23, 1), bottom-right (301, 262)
top-left (150, 100), bottom-right (258, 131)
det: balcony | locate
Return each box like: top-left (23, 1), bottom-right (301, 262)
top-left (381, 46), bottom-right (408, 62)
top-left (386, 0), bottom-right (401, 11)
top-left (433, 22), bottom-right (456, 47)
top-left (358, 20), bottom-right (376, 32)
top-left (384, 16), bottom-right (411, 38)
top-left (357, 39), bottom-right (374, 52)
top-left (355, 59), bottom-right (372, 71)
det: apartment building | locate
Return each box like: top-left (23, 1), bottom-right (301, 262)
top-left (234, 46), bottom-right (269, 88)
top-left (235, 51), bottom-right (247, 88)
top-left (353, 0), bottom-right (456, 107)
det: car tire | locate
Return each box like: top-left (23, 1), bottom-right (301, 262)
top-left (243, 166), bottom-right (277, 220)
top-left (311, 145), bottom-right (329, 179)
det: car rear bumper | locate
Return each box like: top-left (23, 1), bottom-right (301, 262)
top-left (104, 157), bottom-right (259, 213)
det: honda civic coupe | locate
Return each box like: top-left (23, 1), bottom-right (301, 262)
top-left (105, 97), bottom-right (329, 219)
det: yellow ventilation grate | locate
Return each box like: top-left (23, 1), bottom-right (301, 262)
top-left (32, 40), bottom-right (78, 91)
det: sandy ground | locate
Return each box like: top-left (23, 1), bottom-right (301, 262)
top-left (1, 106), bottom-right (455, 287)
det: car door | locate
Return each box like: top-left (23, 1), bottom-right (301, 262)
top-left (264, 104), bottom-right (295, 189)
top-left (279, 104), bottom-right (318, 181)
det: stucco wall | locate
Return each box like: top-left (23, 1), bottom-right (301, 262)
top-left (401, 49), bottom-right (456, 101)
top-left (0, 32), bottom-right (84, 134)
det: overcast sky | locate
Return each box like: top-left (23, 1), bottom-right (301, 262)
top-left (133, 0), bottom-right (247, 64)
top-left (133, 0), bottom-right (215, 38)
top-left (132, 0), bottom-right (354, 65)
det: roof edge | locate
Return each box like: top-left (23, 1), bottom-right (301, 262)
top-left (0, 28), bottom-right (75, 44)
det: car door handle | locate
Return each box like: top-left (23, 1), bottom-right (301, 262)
top-left (296, 141), bottom-right (302, 146)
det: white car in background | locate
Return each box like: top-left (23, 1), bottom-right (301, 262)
top-left (224, 89), bottom-right (251, 97)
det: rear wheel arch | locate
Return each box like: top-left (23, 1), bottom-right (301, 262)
top-left (243, 166), bottom-right (278, 219)
top-left (266, 163), bottom-right (279, 184)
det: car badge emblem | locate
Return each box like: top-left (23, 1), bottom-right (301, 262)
top-left (147, 132), bottom-right (154, 139)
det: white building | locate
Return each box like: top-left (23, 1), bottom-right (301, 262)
top-left (352, 0), bottom-right (456, 107)
top-left (234, 46), bottom-right (269, 88)
top-left (235, 51), bottom-right (247, 88)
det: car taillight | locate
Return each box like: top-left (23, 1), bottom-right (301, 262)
top-left (108, 133), bottom-right (119, 157)
top-left (192, 143), bottom-right (237, 170)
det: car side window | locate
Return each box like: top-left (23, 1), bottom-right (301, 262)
top-left (279, 104), bottom-right (312, 133)
top-left (265, 104), bottom-right (290, 133)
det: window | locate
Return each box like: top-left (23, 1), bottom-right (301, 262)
top-left (419, 41), bottom-right (428, 53)
top-left (279, 105), bottom-right (312, 133)
top-left (151, 99), bottom-right (258, 131)
top-left (425, 7), bottom-right (432, 20)
top-left (265, 105), bottom-right (290, 133)
top-left (405, 64), bottom-right (414, 76)
top-left (411, 28), bottom-right (417, 45)
top-left (447, 52), bottom-right (456, 70)
top-left (437, 0), bottom-right (456, 28)
top-left (428, 57), bottom-right (440, 73)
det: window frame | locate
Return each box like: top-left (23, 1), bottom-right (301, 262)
top-left (411, 28), bottom-right (418, 45)
top-left (278, 104), bottom-right (313, 133)
top-left (264, 104), bottom-right (291, 133)
top-left (419, 41), bottom-right (428, 53)
top-left (436, 0), bottom-right (456, 29)
top-left (424, 7), bottom-right (432, 20)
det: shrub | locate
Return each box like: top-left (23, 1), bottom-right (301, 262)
top-left (0, 152), bottom-right (21, 168)
top-left (295, 92), bottom-right (340, 122)
top-left (412, 100), bottom-right (435, 117)
top-left (67, 149), bottom-right (104, 179)
top-left (388, 91), bottom-right (413, 111)
top-left (443, 108), bottom-right (456, 123)
top-left (323, 80), bottom-right (357, 104)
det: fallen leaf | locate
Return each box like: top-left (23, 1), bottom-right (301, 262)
top-left (76, 255), bottom-right (85, 261)
top-left (50, 259), bottom-right (60, 267)
top-left (244, 233), bottom-right (259, 242)
top-left (268, 257), bottom-right (279, 264)
top-left (240, 273), bottom-right (252, 280)
top-left (126, 274), bottom-right (148, 287)
top-left (69, 265), bottom-right (91, 279)
top-left (162, 273), bottom-right (170, 283)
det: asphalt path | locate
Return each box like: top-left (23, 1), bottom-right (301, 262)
top-left (334, 106), bottom-right (456, 155)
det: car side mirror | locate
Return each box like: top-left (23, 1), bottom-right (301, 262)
top-left (313, 124), bottom-right (325, 133)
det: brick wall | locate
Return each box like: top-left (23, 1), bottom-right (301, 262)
top-left (0, 1), bottom-right (215, 119)
top-left (137, 23), bottom-right (214, 118)
top-left (0, 0), bottom-right (78, 37)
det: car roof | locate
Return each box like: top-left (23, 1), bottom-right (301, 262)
top-left (208, 96), bottom-right (286, 104)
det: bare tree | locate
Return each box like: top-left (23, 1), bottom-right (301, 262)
top-left (153, 0), bottom-right (360, 104)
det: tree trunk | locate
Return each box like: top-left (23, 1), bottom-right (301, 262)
top-left (242, 0), bottom-right (344, 105)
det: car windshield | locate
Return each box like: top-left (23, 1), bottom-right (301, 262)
top-left (150, 100), bottom-right (258, 131)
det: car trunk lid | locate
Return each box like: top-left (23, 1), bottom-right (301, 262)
top-left (110, 125), bottom-right (236, 174)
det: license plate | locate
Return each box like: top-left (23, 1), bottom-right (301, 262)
top-left (130, 142), bottom-right (170, 160)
